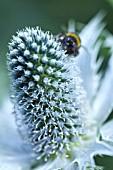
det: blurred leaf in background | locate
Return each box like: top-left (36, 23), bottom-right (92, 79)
top-left (107, 0), bottom-right (113, 7)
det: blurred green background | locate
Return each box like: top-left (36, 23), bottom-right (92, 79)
top-left (0, 0), bottom-right (113, 169)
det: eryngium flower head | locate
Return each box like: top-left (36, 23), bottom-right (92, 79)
top-left (7, 27), bottom-right (86, 161)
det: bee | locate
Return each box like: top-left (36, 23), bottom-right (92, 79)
top-left (56, 32), bottom-right (81, 57)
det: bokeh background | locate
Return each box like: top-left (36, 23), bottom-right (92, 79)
top-left (0, 0), bottom-right (113, 169)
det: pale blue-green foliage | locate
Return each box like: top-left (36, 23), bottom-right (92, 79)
top-left (7, 27), bottom-right (86, 161)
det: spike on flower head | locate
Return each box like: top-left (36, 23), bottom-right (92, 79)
top-left (7, 27), bottom-right (86, 161)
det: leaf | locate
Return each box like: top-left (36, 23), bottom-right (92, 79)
top-left (76, 12), bottom-right (106, 102)
top-left (89, 54), bottom-right (113, 124)
top-left (93, 32), bottom-right (112, 95)
top-left (0, 97), bottom-right (33, 170)
top-left (107, 0), bottom-right (113, 7)
top-left (100, 119), bottom-right (113, 143)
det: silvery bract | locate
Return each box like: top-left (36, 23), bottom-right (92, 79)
top-left (0, 12), bottom-right (113, 170)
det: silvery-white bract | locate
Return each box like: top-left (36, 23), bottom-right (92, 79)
top-left (7, 27), bottom-right (86, 161)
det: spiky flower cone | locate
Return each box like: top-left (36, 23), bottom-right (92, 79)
top-left (7, 27), bottom-right (86, 161)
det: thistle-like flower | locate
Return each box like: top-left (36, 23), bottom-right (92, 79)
top-left (7, 27), bottom-right (86, 161)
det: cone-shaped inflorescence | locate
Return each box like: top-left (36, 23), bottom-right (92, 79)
top-left (7, 27), bottom-right (85, 161)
